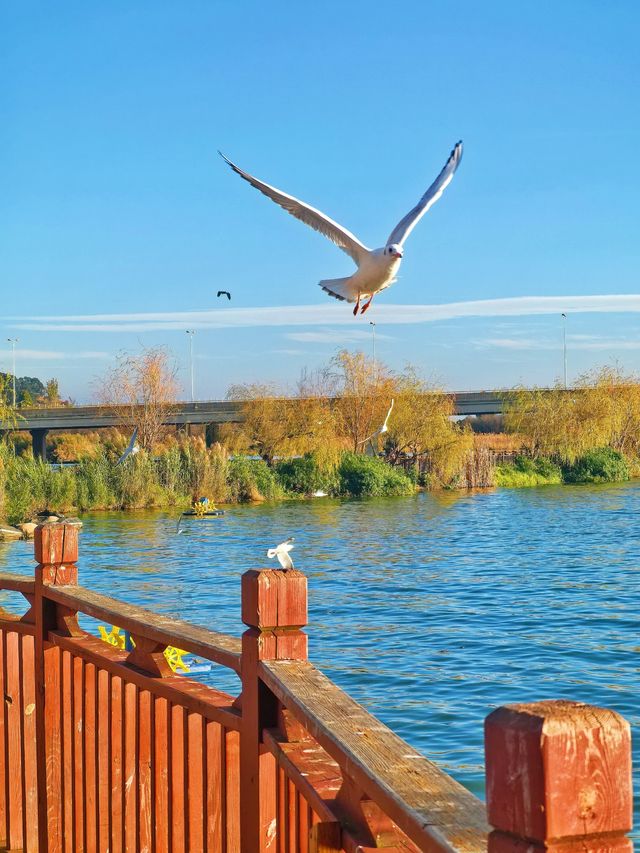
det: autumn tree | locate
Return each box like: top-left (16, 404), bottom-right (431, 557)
top-left (505, 366), bottom-right (640, 465)
top-left (223, 382), bottom-right (298, 463)
top-left (331, 350), bottom-right (396, 451)
top-left (98, 347), bottom-right (179, 451)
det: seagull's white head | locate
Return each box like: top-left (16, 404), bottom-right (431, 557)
top-left (385, 243), bottom-right (403, 260)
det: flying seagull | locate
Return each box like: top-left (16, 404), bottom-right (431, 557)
top-left (267, 537), bottom-right (295, 570)
top-left (359, 399), bottom-right (395, 447)
top-left (217, 290), bottom-right (231, 300)
top-left (116, 428), bottom-right (139, 465)
top-left (219, 143), bottom-right (462, 315)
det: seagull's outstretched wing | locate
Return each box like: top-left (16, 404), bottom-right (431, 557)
top-left (267, 537), bottom-right (295, 570)
top-left (358, 399), bottom-right (395, 445)
top-left (116, 428), bottom-right (139, 465)
top-left (387, 141), bottom-right (463, 247)
top-left (219, 152), bottom-right (370, 265)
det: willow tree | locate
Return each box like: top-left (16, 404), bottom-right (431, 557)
top-left (331, 350), bottom-right (396, 451)
top-left (387, 367), bottom-right (473, 484)
top-left (98, 347), bottom-right (179, 451)
top-left (505, 366), bottom-right (640, 464)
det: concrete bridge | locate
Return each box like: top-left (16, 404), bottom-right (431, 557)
top-left (5, 391), bottom-right (508, 459)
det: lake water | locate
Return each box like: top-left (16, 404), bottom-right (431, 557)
top-left (2, 483), bottom-right (638, 835)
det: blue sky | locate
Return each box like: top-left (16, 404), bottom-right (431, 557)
top-left (2, 1), bottom-right (639, 401)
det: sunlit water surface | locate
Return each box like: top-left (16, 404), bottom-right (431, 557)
top-left (2, 483), bottom-right (638, 831)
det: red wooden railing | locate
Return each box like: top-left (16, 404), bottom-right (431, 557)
top-left (0, 522), bottom-right (633, 852)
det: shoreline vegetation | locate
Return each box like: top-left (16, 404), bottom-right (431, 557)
top-left (2, 353), bottom-right (640, 530)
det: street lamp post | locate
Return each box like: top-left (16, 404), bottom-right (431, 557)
top-left (186, 330), bottom-right (196, 402)
top-left (6, 338), bottom-right (18, 407)
top-left (369, 321), bottom-right (376, 380)
top-left (561, 314), bottom-right (567, 389)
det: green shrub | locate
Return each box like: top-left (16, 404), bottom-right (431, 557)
top-left (495, 455), bottom-right (562, 488)
top-left (562, 447), bottom-right (629, 484)
top-left (275, 454), bottom-right (339, 495)
top-left (227, 458), bottom-right (284, 502)
top-left (337, 453), bottom-right (414, 497)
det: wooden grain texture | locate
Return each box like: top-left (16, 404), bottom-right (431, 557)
top-left (123, 681), bottom-right (138, 852)
top-left (0, 631), bottom-right (7, 848)
top-left (171, 703), bottom-right (187, 853)
top-left (21, 634), bottom-right (39, 853)
top-left (61, 649), bottom-right (75, 853)
top-left (205, 719), bottom-right (223, 850)
top-left (110, 673), bottom-right (124, 853)
top-left (6, 630), bottom-right (24, 850)
top-left (73, 655), bottom-right (85, 852)
top-left (485, 700), bottom-right (633, 845)
top-left (309, 822), bottom-right (342, 853)
top-left (44, 584), bottom-right (242, 671)
top-left (84, 662), bottom-right (98, 851)
top-left (154, 696), bottom-right (170, 853)
top-left (261, 660), bottom-right (488, 853)
top-left (43, 642), bottom-right (62, 853)
top-left (97, 667), bottom-right (111, 853)
top-left (0, 572), bottom-right (35, 596)
top-left (187, 711), bottom-right (205, 851)
top-left (226, 728), bottom-right (241, 853)
top-left (138, 688), bottom-right (153, 852)
top-left (50, 633), bottom-right (241, 730)
top-left (34, 522), bottom-right (79, 566)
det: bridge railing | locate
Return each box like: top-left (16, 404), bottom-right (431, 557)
top-left (0, 523), bottom-right (633, 852)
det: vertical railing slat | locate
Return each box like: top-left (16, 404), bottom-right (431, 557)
top-left (154, 695), bottom-right (170, 853)
top-left (22, 634), bottom-right (38, 853)
top-left (123, 681), bottom-right (138, 851)
top-left (170, 702), bottom-right (187, 852)
top-left (6, 630), bottom-right (24, 850)
top-left (97, 667), bottom-right (111, 853)
top-left (110, 673), bottom-right (123, 853)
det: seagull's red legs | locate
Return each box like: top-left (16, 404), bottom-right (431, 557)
top-left (353, 295), bottom-right (361, 316)
top-left (360, 294), bottom-right (374, 314)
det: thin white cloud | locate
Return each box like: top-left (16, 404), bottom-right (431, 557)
top-left (476, 337), bottom-right (640, 351)
top-left (8, 294), bottom-right (640, 333)
top-left (286, 328), bottom-right (392, 344)
top-left (0, 349), bottom-right (111, 361)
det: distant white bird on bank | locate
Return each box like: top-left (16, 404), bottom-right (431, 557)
top-left (219, 142), bottom-right (462, 315)
top-left (116, 428), bottom-right (139, 465)
top-left (359, 399), bottom-right (395, 448)
top-left (267, 537), bottom-right (295, 570)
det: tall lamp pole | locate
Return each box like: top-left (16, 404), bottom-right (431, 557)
top-left (561, 313), bottom-right (567, 389)
top-left (369, 321), bottom-right (376, 380)
top-left (186, 330), bottom-right (196, 402)
top-left (6, 338), bottom-right (18, 407)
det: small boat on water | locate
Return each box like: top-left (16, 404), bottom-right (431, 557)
top-left (182, 509), bottom-right (225, 517)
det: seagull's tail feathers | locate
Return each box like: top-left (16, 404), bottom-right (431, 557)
top-left (319, 277), bottom-right (358, 304)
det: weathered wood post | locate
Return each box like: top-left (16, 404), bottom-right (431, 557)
top-left (34, 521), bottom-right (80, 853)
top-left (240, 567), bottom-right (308, 853)
top-left (485, 700), bottom-right (633, 853)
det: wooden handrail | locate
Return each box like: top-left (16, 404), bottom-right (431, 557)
top-left (0, 571), bottom-right (35, 595)
top-left (261, 658), bottom-right (489, 853)
top-left (43, 583), bottom-right (242, 673)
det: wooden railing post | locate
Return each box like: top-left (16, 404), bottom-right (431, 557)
top-left (485, 700), bottom-right (633, 853)
top-left (240, 567), bottom-right (308, 853)
top-left (34, 522), bottom-right (80, 853)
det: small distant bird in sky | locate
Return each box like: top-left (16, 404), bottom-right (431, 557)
top-left (219, 143), bottom-right (462, 315)
top-left (116, 428), bottom-right (139, 465)
top-left (267, 537), bottom-right (295, 569)
top-left (217, 290), bottom-right (231, 300)
top-left (359, 399), bottom-right (395, 447)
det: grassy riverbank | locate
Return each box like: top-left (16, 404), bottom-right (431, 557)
top-left (0, 444), bottom-right (414, 526)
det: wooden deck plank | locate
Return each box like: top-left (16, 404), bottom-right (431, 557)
top-left (123, 682), bottom-right (138, 852)
top-left (22, 634), bottom-right (39, 853)
top-left (110, 674), bottom-right (123, 853)
top-left (261, 660), bottom-right (488, 853)
top-left (154, 696), bottom-right (170, 853)
top-left (97, 668), bottom-right (111, 853)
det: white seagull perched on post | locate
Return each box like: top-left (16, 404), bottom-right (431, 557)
top-left (267, 538), bottom-right (295, 570)
top-left (219, 142), bottom-right (462, 315)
